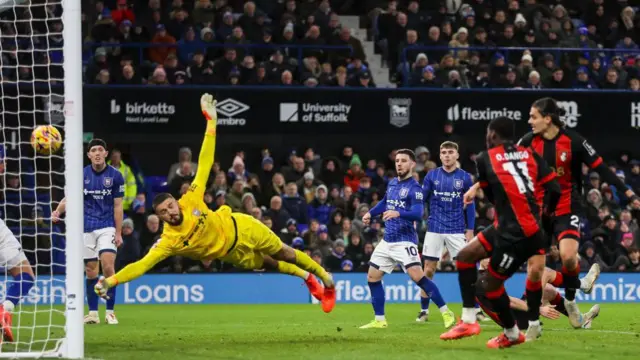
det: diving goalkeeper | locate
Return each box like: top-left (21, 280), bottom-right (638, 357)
top-left (95, 93), bottom-right (336, 312)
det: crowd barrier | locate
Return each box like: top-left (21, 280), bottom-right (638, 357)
top-left (3, 273), bottom-right (639, 305)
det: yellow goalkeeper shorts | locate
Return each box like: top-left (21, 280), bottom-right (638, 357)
top-left (220, 213), bottom-right (284, 270)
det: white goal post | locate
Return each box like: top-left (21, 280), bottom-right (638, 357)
top-left (0, 0), bottom-right (84, 358)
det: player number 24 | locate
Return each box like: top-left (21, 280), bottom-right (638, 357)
top-left (503, 162), bottom-right (534, 194)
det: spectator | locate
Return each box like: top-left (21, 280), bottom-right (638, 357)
top-left (241, 193), bottom-right (257, 215)
top-left (344, 154), bottom-right (364, 192)
top-left (265, 195), bottom-right (290, 232)
top-left (574, 66), bottom-right (598, 89)
top-left (213, 48), bottom-right (238, 84)
top-left (149, 25), bottom-right (177, 65)
top-left (116, 218), bottom-right (140, 271)
top-left (579, 241), bottom-right (608, 270)
top-left (139, 214), bottom-right (161, 251)
top-left (225, 179), bottom-right (245, 212)
top-left (546, 67), bottom-right (570, 89)
top-left (308, 185), bottom-right (333, 225)
top-left (192, 0), bottom-right (216, 28)
top-left (331, 27), bottom-right (366, 67)
top-left (324, 239), bottom-right (347, 272)
top-left (282, 182), bottom-right (308, 225)
top-left (601, 68), bottom-right (621, 89)
top-left (169, 161), bottom-right (195, 198)
top-left (298, 172), bottom-right (319, 203)
top-left (184, 50), bottom-right (212, 83)
top-left (279, 218), bottom-right (300, 245)
top-left (111, 0), bottom-right (135, 26)
top-left (311, 225), bottom-right (332, 257)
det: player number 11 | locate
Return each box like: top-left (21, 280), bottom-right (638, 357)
top-left (503, 161), bottom-right (534, 194)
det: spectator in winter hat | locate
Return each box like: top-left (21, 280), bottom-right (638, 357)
top-left (299, 172), bottom-right (319, 203)
top-left (573, 66), bottom-right (597, 89)
top-left (292, 237), bottom-right (305, 250)
top-left (280, 218), bottom-right (299, 245)
top-left (311, 224), bottom-right (332, 257)
top-left (344, 154), bottom-right (365, 192)
top-left (341, 259), bottom-right (353, 272)
top-left (629, 160), bottom-right (640, 193)
top-left (228, 155), bottom-right (248, 184)
top-left (213, 190), bottom-right (226, 210)
top-left (308, 185), bottom-right (334, 225)
top-left (579, 241), bottom-right (608, 271)
top-left (324, 239), bottom-right (347, 271)
top-left (149, 24), bottom-right (177, 64)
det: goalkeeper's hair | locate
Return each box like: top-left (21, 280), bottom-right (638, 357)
top-left (152, 192), bottom-right (174, 210)
top-left (87, 138), bottom-right (107, 151)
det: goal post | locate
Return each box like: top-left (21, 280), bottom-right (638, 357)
top-left (0, 0), bottom-right (84, 358)
top-left (62, 0), bottom-right (85, 357)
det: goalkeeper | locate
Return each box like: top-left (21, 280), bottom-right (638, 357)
top-left (95, 94), bottom-right (336, 312)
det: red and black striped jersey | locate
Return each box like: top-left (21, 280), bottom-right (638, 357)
top-left (518, 129), bottom-right (602, 216)
top-left (476, 143), bottom-right (556, 240)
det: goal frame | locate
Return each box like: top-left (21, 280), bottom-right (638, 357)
top-left (61, 0), bottom-right (85, 357)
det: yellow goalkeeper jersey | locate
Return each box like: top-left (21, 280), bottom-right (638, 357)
top-left (110, 121), bottom-right (233, 286)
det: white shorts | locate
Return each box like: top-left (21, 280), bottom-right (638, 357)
top-left (83, 227), bottom-right (117, 260)
top-left (369, 240), bottom-right (421, 274)
top-left (422, 232), bottom-right (466, 261)
top-left (0, 230), bottom-right (28, 269)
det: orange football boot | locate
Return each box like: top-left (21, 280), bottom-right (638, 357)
top-left (440, 320), bottom-right (481, 340)
top-left (321, 286), bottom-right (336, 313)
top-left (305, 275), bottom-right (324, 301)
top-left (486, 332), bottom-right (525, 349)
top-left (0, 305), bottom-right (14, 343)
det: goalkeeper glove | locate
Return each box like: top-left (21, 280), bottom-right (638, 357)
top-left (94, 276), bottom-right (115, 299)
top-left (200, 93), bottom-right (217, 122)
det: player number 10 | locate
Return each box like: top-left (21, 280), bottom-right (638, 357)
top-left (503, 161), bottom-right (534, 194)
top-left (404, 246), bottom-right (418, 257)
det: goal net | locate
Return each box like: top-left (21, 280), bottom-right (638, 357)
top-left (0, 0), bottom-right (84, 358)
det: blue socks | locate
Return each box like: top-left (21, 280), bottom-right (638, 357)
top-left (368, 281), bottom-right (385, 317)
top-left (86, 278), bottom-right (99, 311)
top-left (416, 277), bottom-right (446, 308)
top-left (420, 296), bottom-right (431, 311)
top-left (6, 272), bottom-right (35, 307)
top-left (107, 287), bottom-right (116, 310)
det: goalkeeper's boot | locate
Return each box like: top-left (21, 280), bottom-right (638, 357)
top-left (580, 263), bottom-right (601, 294)
top-left (304, 275), bottom-right (324, 301)
top-left (564, 299), bottom-right (583, 329)
top-left (486, 332), bottom-right (525, 349)
top-left (359, 319), bottom-right (388, 329)
top-left (440, 320), bottom-right (481, 340)
top-left (442, 309), bottom-right (456, 329)
top-left (84, 311), bottom-right (100, 325)
top-left (105, 312), bottom-right (119, 325)
top-left (581, 304), bottom-right (600, 329)
top-left (0, 305), bottom-right (14, 342)
top-left (415, 310), bottom-right (428, 322)
top-left (321, 274), bottom-right (336, 313)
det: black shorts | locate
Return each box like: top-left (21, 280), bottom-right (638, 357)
top-left (543, 214), bottom-right (581, 243)
top-left (478, 225), bottom-right (546, 281)
top-left (476, 294), bottom-right (529, 330)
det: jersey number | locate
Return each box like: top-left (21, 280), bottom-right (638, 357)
top-left (499, 254), bottom-right (514, 270)
top-left (570, 215), bottom-right (580, 229)
top-left (503, 162), bottom-right (534, 194)
top-left (404, 246), bottom-right (418, 257)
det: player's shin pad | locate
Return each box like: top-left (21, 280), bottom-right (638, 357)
top-left (525, 280), bottom-right (542, 321)
top-left (485, 286), bottom-right (516, 329)
top-left (457, 261), bottom-right (478, 308)
top-left (561, 264), bottom-right (580, 301)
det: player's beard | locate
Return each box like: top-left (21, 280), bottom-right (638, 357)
top-left (397, 169), bottom-right (410, 179)
top-left (169, 211), bottom-right (184, 226)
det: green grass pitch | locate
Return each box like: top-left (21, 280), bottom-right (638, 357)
top-left (3, 303), bottom-right (640, 359)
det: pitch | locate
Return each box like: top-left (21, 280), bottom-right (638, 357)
top-left (3, 303), bottom-right (640, 358)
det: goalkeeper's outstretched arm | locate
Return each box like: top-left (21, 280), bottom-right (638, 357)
top-left (190, 93), bottom-right (219, 198)
top-left (99, 245), bottom-right (170, 291)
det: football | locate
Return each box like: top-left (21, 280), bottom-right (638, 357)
top-left (31, 125), bottom-right (63, 154)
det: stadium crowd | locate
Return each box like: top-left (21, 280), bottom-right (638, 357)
top-left (372, 0), bottom-right (640, 87)
top-left (107, 138), bottom-right (640, 275)
top-left (81, 0), bottom-right (374, 87)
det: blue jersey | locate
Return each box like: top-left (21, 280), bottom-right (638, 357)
top-left (369, 177), bottom-right (424, 244)
top-left (83, 165), bottom-right (124, 232)
top-left (423, 167), bottom-right (475, 234)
